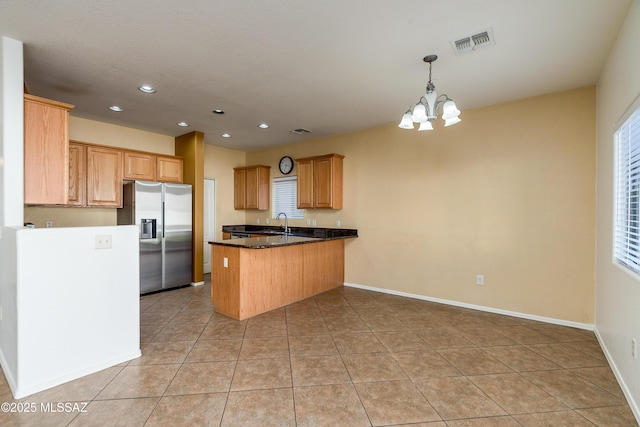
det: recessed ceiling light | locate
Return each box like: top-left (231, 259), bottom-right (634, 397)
top-left (177, 122), bottom-right (190, 127)
top-left (258, 123), bottom-right (269, 129)
top-left (221, 133), bottom-right (231, 138)
top-left (139, 85), bottom-right (156, 94)
top-left (212, 109), bottom-right (225, 115)
top-left (109, 105), bottom-right (123, 112)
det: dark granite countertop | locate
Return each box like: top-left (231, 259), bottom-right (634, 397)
top-left (209, 235), bottom-right (324, 249)
top-left (212, 225), bottom-right (358, 249)
top-left (221, 224), bottom-right (358, 239)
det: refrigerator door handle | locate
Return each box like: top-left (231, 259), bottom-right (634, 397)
top-left (162, 201), bottom-right (166, 238)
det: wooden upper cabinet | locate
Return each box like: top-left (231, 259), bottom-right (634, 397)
top-left (124, 151), bottom-right (156, 181)
top-left (156, 155), bottom-right (183, 183)
top-left (233, 165), bottom-right (270, 210)
top-left (68, 142), bottom-right (86, 206)
top-left (295, 153), bottom-right (344, 209)
top-left (234, 169), bottom-right (247, 210)
top-left (296, 159), bottom-right (314, 209)
top-left (23, 94), bottom-right (74, 205)
top-left (245, 167), bottom-right (261, 209)
top-left (86, 146), bottom-right (123, 207)
top-left (121, 150), bottom-right (183, 182)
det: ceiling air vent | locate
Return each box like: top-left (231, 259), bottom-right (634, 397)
top-left (290, 128), bottom-right (312, 135)
top-left (451, 27), bottom-right (495, 55)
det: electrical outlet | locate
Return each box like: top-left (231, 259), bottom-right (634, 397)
top-left (0, 306), bottom-right (3, 321)
top-left (306, 219), bottom-right (311, 225)
top-left (312, 219), bottom-right (317, 226)
top-left (632, 338), bottom-right (637, 359)
top-left (336, 219), bottom-right (341, 227)
top-left (476, 275), bottom-right (484, 285)
top-left (223, 257), bottom-right (228, 268)
top-left (256, 218), bottom-right (260, 224)
top-left (95, 234), bottom-right (112, 249)
top-left (45, 220), bottom-right (53, 228)
top-left (265, 218), bottom-right (269, 224)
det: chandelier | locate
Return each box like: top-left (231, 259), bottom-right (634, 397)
top-left (399, 54), bottom-right (461, 131)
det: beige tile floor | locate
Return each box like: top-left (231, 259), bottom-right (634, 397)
top-left (1, 276), bottom-right (638, 426)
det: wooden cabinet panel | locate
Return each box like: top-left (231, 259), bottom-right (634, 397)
top-left (303, 240), bottom-right (345, 296)
top-left (156, 156), bottom-right (183, 183)
top-left (86, 146), bottom-right (123, 207)
top-left (211, 240), bottom-right (344, 320)
top-left (25, 104), bottom-right (183, 207)
top-left (234, 169), bottom-right (246, 210)
top-left (124, 151), bottom-right (156, 181)
top-left (295, 153), bottom-right (343, 209)
top-left (314, 155), bottom-right (343, 208)
top-left (233, 165), bottom-right (270, 210)
top-left (67, 142), bottom-right (86, 206)
top-left (245, 167), bottom-right (259, 209)
top-left (296, 159), bottom-right (314, 209)
top-left (23, 94), bottom-right (73, 205)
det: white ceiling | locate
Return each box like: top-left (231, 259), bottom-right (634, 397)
top-left (0, 0), bottom-right (632, 151)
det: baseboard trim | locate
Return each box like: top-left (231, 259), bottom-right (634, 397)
top-left (593, 328), bottom-right (640, 423)
top-left (0, 348), bottom-right (17, 400)
top-left (191, 281), bottom-right (205, 287)
top-left (4, 349), bottom-right (141, 399)
top-left (343, 282), bottom-right (594, 331)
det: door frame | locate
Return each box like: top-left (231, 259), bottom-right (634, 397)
top-left (203, 178), bottom-right (216, 275)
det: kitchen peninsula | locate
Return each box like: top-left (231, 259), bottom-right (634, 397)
top-left (210, 226), bottom-right (357, 320)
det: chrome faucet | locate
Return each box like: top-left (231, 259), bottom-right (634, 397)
top-left (276, 212), bottom-right (289, 234)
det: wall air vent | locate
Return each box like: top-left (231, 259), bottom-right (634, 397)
top-left (451, 27), bottom-right (495, 55)
top-left (290, 128), bottom-right (312, 135)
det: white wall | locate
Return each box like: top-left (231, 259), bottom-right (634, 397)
top-left (0, 36), bottom-right (24, 229)
top-left (0, 35), bottom-right (24, 397)
top-left (0, 36), bottom-right (141, 399)
top-left (595, 0), bottom-right (640, 420)
top-left (7, 226), bottom-right (140, 398)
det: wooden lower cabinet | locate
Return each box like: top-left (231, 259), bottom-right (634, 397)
top-left (86, 146), bottom-right (123, 207)
top-left (211, 240), bottom-right (344, 320)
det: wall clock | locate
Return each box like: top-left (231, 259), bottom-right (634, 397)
top-left (279, 156), bottom-right (294, 174)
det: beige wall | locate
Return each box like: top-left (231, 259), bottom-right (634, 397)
top-left (24, 87), bottom-right (597, 325)
top-left (595, 0), bottom-right (640, 416)
top-left (69, 116), bottom-right (175, 154)
top-left (244, 86), bottom-right (596, 323)
top-left (203, 144), bottom-right (247, 240)
top-left (24, 116), bottom-right (176, 227)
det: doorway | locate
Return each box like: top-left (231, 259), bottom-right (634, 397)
top-left (203, 178), bottom-right (216, 274)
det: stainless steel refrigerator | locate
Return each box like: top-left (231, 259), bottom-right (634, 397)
top-left (117, 181), bottom-right (193, 294)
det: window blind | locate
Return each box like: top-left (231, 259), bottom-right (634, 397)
top-left (272, 176), bottom-right (304, 219)
top-left (614, 105), bottom-right (640, 274)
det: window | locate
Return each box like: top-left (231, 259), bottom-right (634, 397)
top-left (272, 176), bottom-right (304, 219)
top-left (614, 102), bottom-right (640, 274)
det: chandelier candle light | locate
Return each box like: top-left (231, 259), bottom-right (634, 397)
top-left (399, 54), bottom-right (461, 131)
